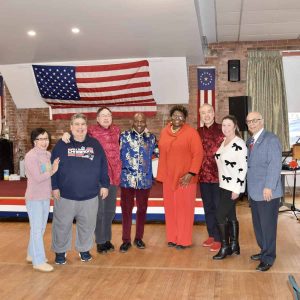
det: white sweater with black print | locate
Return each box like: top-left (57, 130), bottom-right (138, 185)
top-left (215, 136), bottom-right (247, 194)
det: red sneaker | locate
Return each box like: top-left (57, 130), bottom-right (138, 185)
top-left (210, 241), bottom-right (221, 252)
top-left (202, 237), bottom-right (214, 247)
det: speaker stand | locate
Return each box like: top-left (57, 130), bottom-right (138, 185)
top-left (280, 169), bottom-right (300, 220)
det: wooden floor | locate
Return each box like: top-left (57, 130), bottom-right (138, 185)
top-left (0, 199), bottom-right (300, 300)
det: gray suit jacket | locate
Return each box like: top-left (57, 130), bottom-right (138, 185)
top-left (247, 130), bottom-right (283, 201)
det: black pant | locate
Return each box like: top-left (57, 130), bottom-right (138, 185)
top-left (200, 183), bottom-right (220, 241)
top-left (216, 188), bottom-right (237, 224)
top-left (250, 197), bottom-right (280, 265)
top-left (95, 185), bottom-right (117, 244)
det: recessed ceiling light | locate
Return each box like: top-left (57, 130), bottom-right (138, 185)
top-left (27, 30), bottom-right (36, 37)
top-left (71, 27), bottom-right (80, 34)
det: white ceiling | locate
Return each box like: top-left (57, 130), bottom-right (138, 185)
top-left (200, 0), bottom-right (300, 43)
top-left (0, 0), bottom-right (204, 65)
top-left (0, 0), bottom-right (299, 66)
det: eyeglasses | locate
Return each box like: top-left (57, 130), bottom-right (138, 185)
top-left (99, 114), bottom-right (112, 118)
top-left (246, 119), bottom-right (262, 125)
top-left (172, 115), bottom-right (185, 120)
top-left (35, 138), bottom-right (49, 141)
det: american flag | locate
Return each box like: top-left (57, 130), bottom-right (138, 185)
top-left (32, 60), bottom-right (157, 120)
top-left (197, 67), bottom-right (216, 127)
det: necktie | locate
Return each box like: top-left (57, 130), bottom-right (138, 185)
top-left (249, 137), bottom-right (255, 151)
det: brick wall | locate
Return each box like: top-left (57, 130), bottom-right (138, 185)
top-left (3, 39), bottom-right (300, 172)
top-left (205, 39), bottom-right (300, 122)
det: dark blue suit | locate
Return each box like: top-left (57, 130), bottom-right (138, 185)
top-left (247, 129), bottom-right (283, 265)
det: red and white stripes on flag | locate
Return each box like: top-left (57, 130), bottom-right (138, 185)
top-left (197, 67), bottom-right (216, 127)
top-left (33, 60), bottom-right (157, 120)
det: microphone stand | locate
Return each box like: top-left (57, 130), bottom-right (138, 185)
top-left (290, 168), bottom-right (299, 220)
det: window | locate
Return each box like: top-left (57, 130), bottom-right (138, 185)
top-left (288, 113), bottom-right (300, 146)
top-left (282, 52), bottom-right (300, 146)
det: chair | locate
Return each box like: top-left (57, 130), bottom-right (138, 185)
top-left (288, 274), bottom-right (300, 300)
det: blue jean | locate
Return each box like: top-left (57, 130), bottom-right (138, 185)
top-left (26, 199), bottom-right (50, 265)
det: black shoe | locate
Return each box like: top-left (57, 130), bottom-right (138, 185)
top-left (134, 239), bottom-right (146, 249)
top-left (213, 223), bottom-right (232, 260)
top-left (105, 241), bottom-right (115, 252)
top-left (250, 253), bottom-right (261, 261)
top-left (256, 261), bottom-right (272, 272)
top-left (213, 245), bottom-right (232, 259)
top-left (55, 252), bottom-right (66, 265)
top-left (168, 242), bottom-right (177, 247)
top-left (97, 243), bottom-right (108, 254)
top-left (176, 245), bottom-right (187, 250)
top-left (79, 251), bottom-right (92, 262)
top-left (119, 242), bottom-right (132, 253)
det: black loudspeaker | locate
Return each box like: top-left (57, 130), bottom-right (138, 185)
top-left (228, 60), bottom-right (240, 82)
top-left (229, 96), bottom-right (251, 131)
top-left (0, 139), bottom-right (14, 179)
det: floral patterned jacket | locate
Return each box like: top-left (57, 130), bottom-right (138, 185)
top-left (120, 129), bottom-right (159, 189)
top-left (198, 122), bottom-right (224, 183)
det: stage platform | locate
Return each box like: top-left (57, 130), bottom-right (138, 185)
top-left (0, 180), bottom-right (204, 221)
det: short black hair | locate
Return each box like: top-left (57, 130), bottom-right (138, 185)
top-left (169, 105), bottom-right (188, 118)
top-left (30, 128), bottom-right (51, 147)
top-left (96, 106), bottom-right (112, 116)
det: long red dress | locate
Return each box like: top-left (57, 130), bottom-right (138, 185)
top-left (157, 123), bottom-right (203, 246)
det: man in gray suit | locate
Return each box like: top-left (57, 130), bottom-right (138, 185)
top-left (246, 111), bottom-right (283, 272)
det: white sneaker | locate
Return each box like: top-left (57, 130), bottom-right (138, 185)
top-left (26, 255), bottom-right (48, 263)
top-left (33, 263), bottom-right (54, 272)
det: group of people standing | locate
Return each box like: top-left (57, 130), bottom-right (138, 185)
top-left (199, 105), bottom-right (247, 260)
top-left (24, 108), bottom-right (160, 272)
top-left (199, 105), bottom-right (282, 272)
top-left (24, 103), bottom-right (283, 273)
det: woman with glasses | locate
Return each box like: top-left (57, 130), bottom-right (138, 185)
top-left (157, 105), bottom-right (203, 249)
top-left (62, 107), bottom-right (121, 254)
top-left (25, 128), bottom-right (60, 272)
top-left (213, 115), bottom-right (247, 260)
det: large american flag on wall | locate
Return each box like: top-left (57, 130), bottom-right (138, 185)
top-left (32, 60), bottom-right (157, 120)
top-left (197, 67), bottom-right (216, 127)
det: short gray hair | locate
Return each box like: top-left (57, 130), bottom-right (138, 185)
top-left (70, 113), bottom-right (87, 125)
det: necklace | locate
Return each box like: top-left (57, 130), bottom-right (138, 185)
top-left (171, 126), bottom-right (181, 134)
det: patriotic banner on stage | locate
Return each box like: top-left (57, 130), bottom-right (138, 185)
top-left (32, 60), bottom-right (157, 120)
top-left (197, 66), bottom-right (216, 127)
